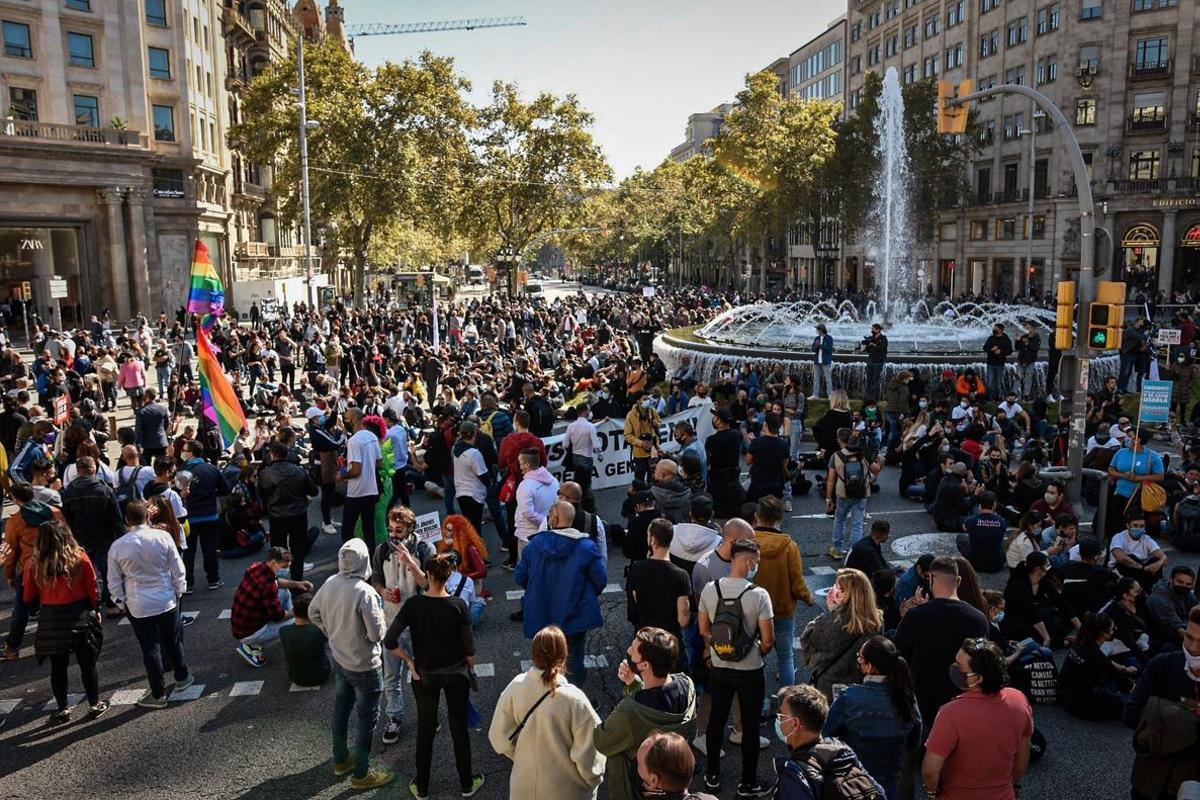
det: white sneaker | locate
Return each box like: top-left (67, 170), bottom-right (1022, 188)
top-left (728, 729), bottom-right (770, 749)
top-left (322, 523), bottom-right (337, 536)
top-left (691, 734), bottom-right (726, 758)
top-left (783, 500), bottom-right (793, 512)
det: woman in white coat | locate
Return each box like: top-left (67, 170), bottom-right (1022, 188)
top-left (488, 625), bottom-right (606, 799)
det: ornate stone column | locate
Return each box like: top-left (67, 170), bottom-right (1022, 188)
top-left (1159, 209), bottom-right (1178, 296)
top-left (96, 188), bottom-right (130, 321)
top-left (126, 188), bottom-right (152, 317)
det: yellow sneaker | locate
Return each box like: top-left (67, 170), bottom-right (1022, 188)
top-left (350, 766), bottom-right (395, 791)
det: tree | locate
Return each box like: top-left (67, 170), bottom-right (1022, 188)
top-left (462, 82), bottom-right (612, 292)
top-left (231, 41), bottom-right (474, 306)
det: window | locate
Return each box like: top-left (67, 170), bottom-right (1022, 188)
top-left (904, 24), bottom-right (919, 49)
top-left (903, 63), bottom-right (919, 83)
top-left (867, 44), bottom-right (881, 66)
top-left (923, 55), bottom-right (940, 78)
top-left (3, 20), bottom-right (32, 58)
top-left (924, 14), bottom-right (940, 37)
top-left (152, 104), bottom-right (175, 141)
top-left (67, 32), bottom-right (94, 67)
top-left (152, 168), bottom-right (185, 199)
top-left (8, 87), bottom-right (37, 120)
top-left (850, 55), bottom-right (862, 75)
top-left (1128, 150), bottom-right (1160, 179)
top-left (1006, 17), bottom-right (1028, 46)
top-left (73, 94), bottom-right (98, 127)
top-left (1131, 91), bottom-right (1166, 128)
top-left (981, 0), bottom-right (1000, 11)
top-left (1034, 159), bottom-right (1049, 197)
top-left (1037, 3), bottom-right (1060, 32)
top-left (1075, 98), bottom-right (1096, 125)
top-left (851, 22), bottom-right (862, 42)
top-left (1005, 66), bottom-right (1027, 85)
top-left (1032, 215), bottom-right (1047, 239)
top-left (66, 0), bottom-right (91, 9)
top-left (148, 47), bottom-right (171, 79)
top-left (945, 43), bottom-right (965, 69)
top-left (980, 30), bottom-right (999, 58)
top-left (979, 119), bottom-right (996, 144)
top-left (1135, 37), bottom-right (1169, 69)
top-left (869, 8), bottom-right (882, 28)
top-left (885, 34), bottom-right (899, 57)
top-left (849, 89), bottom-right (862, 109)
top-left (996, 218), bottom-right (1017, 239)
top-left (939, 222), bottom-right (958, 241)
top-left (947, 0), bottom-right (965, 26)
top-left (970, 220), bottom-right (988, 240)
top-left (1037, 54), bottom-right (1058, 83)
top-left (976, 167), bottom-right (992, 201)
top-left (145, 0), bottom-right (167, 26)
top-left (1081, 0), bottom-right (1102, 18)
top-left (1133, 0), bottom-right (1154, 8)
top-left (1192, 147), bottom-right (1200, 179)
top-left (192, 16), bottom-right (199, 42)
top-left (885, 0), bottom-right (900, 19)
top-left (1078, 45), bottom-right (1100, 72)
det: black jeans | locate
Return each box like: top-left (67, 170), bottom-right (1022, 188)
top-left (457, 496), bottom-right (484, 540)
top-left (50, 648), bottom-right (100, 709)
top-left (706, 666), bottom-right (765, 784)
top-left (412, 672), bottom-right (473, 793)
top-left (320, 482), bottom-right (337, 525)
top-left (140, 447), bottom-right (166, 466)
top-left (340, 494), bottom-right (378, 543)
top-left (269, 512), bottom-right (312, 581)
top-left (390, 469), bottom-right (411, 508)
top-left (572, 455), bottom-right (596, 512)
top-left (280, 360), bottom-right (294, 391)
top-left (184, 519), bottom-right (220, 587)
top-left (129, 607), bottom-right (189, 699)
top-left (85, 545), bottom-right (111, 606)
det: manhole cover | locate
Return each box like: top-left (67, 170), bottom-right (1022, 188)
top-left (890, 532), bottom-right (959, 558)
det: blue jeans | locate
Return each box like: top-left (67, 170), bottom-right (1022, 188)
top-left (331, 661), bottom-right (384, 780)
top-left (985, 364), bottom-right (1005, 398)
top-left (884, 411), bottom-right (903, 455)
top-left (865, 363), bottom-right (883, 401)
top-left (441, 472), bottom-right (456, 517)
top-left (832, 496), bottom-right (868, 551)
top-left (774, 614), bottom-right (797, 687)
top-left (566, 631), bottom-right (587, 687)
top-left (813, 363), bottom-right (833, 397)
top-left (485, 479), bottom-right (508, 545)
top-left (86, 545), bottom-right (111, 606)
top-left (381, 636), bottom-right (409, 724)
top-left (4, 572), bottom-right (36, 651)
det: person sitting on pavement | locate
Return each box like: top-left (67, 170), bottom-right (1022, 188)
top-left (956, 490), bottom-right (1007, 573)
top-left (1107, 513), bottom-right (1168, 594)
top-left (1144, 564), bottom-right (1200, 652)
top-left (1058, 611), bottom-right (1138, 722)
top-left (1002, 551), bottom-right (1081, 648)
top-left (1003, 512), bottom-right (1045, 570)
top-left (278, 591), bottom-right (330, 688)
top-left (846, 519), bottom-right (893, 578)
top-left (594, 627), bottom-right (697, 800)
top-left (1056, 536), bottom-right (1118, 617)
top-left (931, 462), bottom-right (982, 533)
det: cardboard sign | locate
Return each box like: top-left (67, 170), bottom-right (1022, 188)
top-left (52, 395), bottom-right (70, 425)
top-left (414, 511), bottom-right (441, 545)
top-left (642, 286), bottom-right (656, 297)
top-left (1158, 328), bottom-right (1182, 345)
top-left (1140, 380), bottom-right (1173, 424)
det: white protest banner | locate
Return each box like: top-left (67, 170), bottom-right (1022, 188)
top-left (414, 511), bottom-right (442, 545)
top-left (1158, 328), bottom-right (1182, 345)
top-left (541, 402), bottom-right (716, 491)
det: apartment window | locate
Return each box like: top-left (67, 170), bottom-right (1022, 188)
top-left (947, 0), bottom-right (965, 26)
top-left (851, 22), bottom-right (862, 42)
top-left (66, 0), bottom-right (91, 9)
top-left (850, 55), bottom-right (862, 75)
top-left (997, 218), bottom-right (1017, 239)
top-left (869, 8), bottom-right (882, 28)
top-left (850, 89), bottom-right (862, 109)
top-left (1031, 215), bottom-right (1047, 238)
top-left (1034, 159), bottom-right (1049, 197)
top-left (970, 220), bottom-right (988, 240)
top-left (206, 71), bottom-right (212, 97)
top-left (203, 24), bottom-right (209, 49)
top-left (8, 87), bottom-right (37, 120)
top-left (1080, 0), bottom-right (1102, 18)
top-left (1078, 45), bottom-right (1100, 72)
top-left (977, 167), bottom-right (992, 201)
top-left (1003, 114), bottom-right (1015, 140)
top-left (1135, 37), bottom-right (1169, 69)
top-left (145, 0), bottom-right (167, 26)
top-left (1005, 66), bottom-right (1027, 85)
top-left (1036, 54), bottom-right (1058, 83)
top-left (1006, 17), bottom-right (1028, 46)
top-left (923, 55), bottom-right (940, 78)
top-left (3, 20), bottom-right (32, 58)
top-left (867, 44), bottom-right (881, 66)
top-left (885, 34), bottom-right (899, 57)
top-left (1133, 0), bottom-right (1154, 8)
top-left (903, 63), bottom-right (919, 83)
top-left (73, 94), bottom-right (98, 127)
top-left (152, 104), bottom-right (175, 141)
top-left (1075, 98), bottom-right (1097, 125)
top-left (1129, 150), bottom-right (1160, 179)
top-left (904, 24), bottom-right (919, 48)
top-left (945, 43), bottom-right (965, 69)
top-left (981, 0), bottom-right (1000, 11)
top-left (886, 0), bottom-right (900, 19)
top-left (939, 222), bottom-right (958, 241)
top-left (67, 32), bottom-right (95, 67)
top-left (1131, 91), bottom-right (1166, 127)
top-left (924, 14), bottom-right (940, 37)
top-left (980, 30), bottom-right (999, 58)
top-left (979, 119), bottom-right (996, 144)
top-left (1037, 3), bottom-right (1060, 32)
top-left (148, 47), bottom-right (171, 80)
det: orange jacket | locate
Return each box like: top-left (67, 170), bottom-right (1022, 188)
top-left (3, 504), bottom-right (67, 584)
top-left (753, 527), bottom-right (814, 618)
top-left (956, 374), bottom-right (986, 398)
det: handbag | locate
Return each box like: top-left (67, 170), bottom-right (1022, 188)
top-left (508, 689), bottom-right (552, 743)
top-left (1140, 481), bottom-right (1167, 513)
top-left (499, 470), bottom-right (518, 504)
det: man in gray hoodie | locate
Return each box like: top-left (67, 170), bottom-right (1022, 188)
top-left (308, 539), bottom-right (393, 790)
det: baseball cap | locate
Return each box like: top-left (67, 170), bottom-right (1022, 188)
top-left (304, 407), bottom-right (323, 421)
top-left (712, 408), bottom-right (733, 423)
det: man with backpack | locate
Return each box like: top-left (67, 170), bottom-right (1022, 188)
top-left (115, 444), bottom-right (153, 512)
top-left (825, 428), bottom-right (874, 561)
top-left (753, 496), bottom-right (814, 688)
top-left (697, 538), bottom-right (775, 798)
top-left (182, 440), bottom-right (232, 592)
top-left (773, 684), bottom-right (884, 800)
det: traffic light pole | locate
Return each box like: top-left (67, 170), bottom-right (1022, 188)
top-left (948, 84), bottom-right (1096, 503)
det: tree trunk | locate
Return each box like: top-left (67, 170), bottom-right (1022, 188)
top-left (758, 233), bottom-right (767, 295)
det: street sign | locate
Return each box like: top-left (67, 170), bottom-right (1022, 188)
top-left (1158, 328), bottom-right (1182, 345)
top-left (1139, 380), bottom-right (1173, 424)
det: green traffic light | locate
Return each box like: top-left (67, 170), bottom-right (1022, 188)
top-left (1090, 329), bottom-right (1108, 347)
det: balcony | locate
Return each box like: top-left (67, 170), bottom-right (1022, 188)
top-left (234, 241), bottom-right (271, 259)
top-left (225, 70), bottom-right (248, 92)
top-left (1108, 178), bottom-right (1167, 192)
top-left (995, 189), bottom-right (1021, 203)
top-left (1127, 114), bottom-right (1167, 133)
top-left (0, 119), bottom-right (146, 148)
top-left (237, 181), bottom-right (267, 201)
top-left (1128, 59), bottom-right (1172, 80)
top-left (221, 6), bottom-right (255, 43)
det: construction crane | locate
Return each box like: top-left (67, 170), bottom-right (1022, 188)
top-left (346, 16), bottom-right (527, 40)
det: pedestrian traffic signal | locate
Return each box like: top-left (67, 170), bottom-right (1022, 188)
top-left (937, 79), bottom-right (974, 135)
top-left (1087, 281), bottom-right (1126, 351)
top-left (1055, 280), bottom-right (1075, 351)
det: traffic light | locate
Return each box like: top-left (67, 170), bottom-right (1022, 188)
top-left (937, 79), bottom-right (974, 135)
top-left (1055, 280), bottom-right (1075, 351)
top-left (1087, 280), bottom-right (1127, 351)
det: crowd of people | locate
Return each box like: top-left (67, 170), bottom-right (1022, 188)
top-left (1, 280), bottom-right (1199, 800)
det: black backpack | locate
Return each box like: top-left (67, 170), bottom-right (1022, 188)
top-left (424, 425), bottom-right (453, 472)
top-left (709, 580), bottom-right (757, 662)
top-left (776, 740), bottom-right (885, 800)
top-left (115, 466), bottom-right (145, 513)
top-left (1175, 496), bottom-right (1200, 551)
top-left (840, 452), bottom-right (868, 499)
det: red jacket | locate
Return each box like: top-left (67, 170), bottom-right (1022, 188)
top-left (498, 430), bottom-right (547, 476)
top-left (23, 552), bottom-right (99, 608)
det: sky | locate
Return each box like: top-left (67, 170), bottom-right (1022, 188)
top-left (347, 0), bottom-right (846, 180)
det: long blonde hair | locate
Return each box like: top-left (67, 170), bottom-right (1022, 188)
top-left (835, 568), bottom-right (884, 635)
top-left (531, 625), bottom-right (568, 696)
top-left (33, 520), bottom-right (84, 587)
top-left (829, 389), bottom-right (850, 412)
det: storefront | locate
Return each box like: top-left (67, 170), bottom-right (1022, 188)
top-left (1118, 223), bottom-right (1160, 294)
top-left (0, 224), bottom-right (97, 327)
top-left (1180, 222), bottom-right (1200, 289)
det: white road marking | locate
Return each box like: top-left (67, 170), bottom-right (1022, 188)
top-left (118, 617), bottom-right (131, 626)
top-left (474, 663), bottom-right (495, 677)
top-left (602, 583), bottom-right (622, 594)
top-left (583, 655), bottom-right (609, 669)
top-left (43, 693), bottom-right (84, 711)
top-left (890, 559), bottom-right (914, 569)
top-left (218, 610), bottom-right (232, 620)
top-left (0, 699), bottom-right (21, 714)
top-left (505, 590), bottom-right (525, 601)
top-left (109, 689), bottom-right (146, 706)
top-left (169, 684), bottom-right (205, 702)
top-left (229, 681), bottom-right (263, 697)
top-left (304, 562), bottom-right (314, 572)
top-left (289, 683), bottom-right (322, 692)
top-left (792, 508), bottom-right (928, 519)
top-left (809, 566), bottom-right (837, 575)
top-left (182, 611), bottom-right (199, 624)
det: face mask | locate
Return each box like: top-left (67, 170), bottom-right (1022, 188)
top-left (774, 716), bottom-right (793, 744)
top-left (1128, 528), bottom-right (1144, 540)
top-left (1044, 493), bottom-right (1056, 506)
top-left (1172, 585), bottom-right (1193, 599)
top-left (992, 610), bottom-right (1005, 624)
top-left (43, 432), bottom-right (56, 445)
top-left (747, 565), bottom-right (759, 581)
top-left (940, 444), bottom-right (951, 454)
top-left (826, 583), bottom-right (846, 611)
top-left (918, 400), bottom-right (928, 409)
top-left (641, 400), bottom-right (653, 410)
top-left (948, 663), bottom-right (972, 691)
top-left (960, 401), bottom-right (969, 409)
top-left (1185, 652), bottom-right (1200, 681)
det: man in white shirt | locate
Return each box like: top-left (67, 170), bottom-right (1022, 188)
top-left (565, 403), bottom-right (603, 510)
top-left (107, 500), bottom-right (194, 708)
top-left (452, 421), bottom-right (490, 536)
top-left (996, 391), bottom-right (1031, 433)
top-left (1106, 515), bottom-right (1168, 592)
top-left (338, 409), bottom-right (382, 543)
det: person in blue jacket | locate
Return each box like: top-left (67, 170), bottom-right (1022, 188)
top-left (181, 439), bottom-right (231, 592)
top-left (811, 324), bottom-right (836, 400)
top-left (515, 500), bottom-right (606, 686)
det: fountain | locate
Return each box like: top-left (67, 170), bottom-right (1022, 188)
top-left (654, 66), bottom-right (1119, 397)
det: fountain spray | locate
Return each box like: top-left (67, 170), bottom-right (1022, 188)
top-left (871, 67), bottom-right (912, 320)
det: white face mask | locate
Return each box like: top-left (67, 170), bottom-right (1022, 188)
top-left (1044, 492), bottom-right (1056, 506)
top-left (1185, 651), bottom-right (1200, 681)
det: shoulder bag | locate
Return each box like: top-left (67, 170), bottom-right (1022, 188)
top-left (508, 689), bottom-right (552, 743)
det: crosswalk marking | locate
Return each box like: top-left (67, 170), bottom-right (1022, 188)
top-left (505, 590), bottom-right (525, 601)
top-left (0, 699), bottom-right (21, 715)
top-left (583, 654), bottom-right (609, 669)
top-left (182, 611), bottom-right (199, 624)
top-left (602, 583), bottom-right (622, 594)
top-left (109, 689), bottom-right (146, 706)
top-left (289, 683), bottom-right (322, 692)
top-left (43, 693), bottom-right (84, 711)
top-left (218, 610), bottom-right (232, 620)
top-left (229, 681), bottom-right (263, 697)
top-left (474, 663), bottom-right (495, 677)
top-left (810, 566), bottom-right (837, 575)
top-left (169, 683), bottom-right (205, 702)
top-left (118, 617), bottom-right (130, 626)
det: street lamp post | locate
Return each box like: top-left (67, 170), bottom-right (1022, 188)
top-left (295, 36), bottom-right (319, 309)
top-left (1018, 109), bottom-right (1046, 298)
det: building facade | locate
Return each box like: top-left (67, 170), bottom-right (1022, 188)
top-left (667, 103), bottom-right (734, 162)
top-left (845, 0), bottom-right (1200, 299)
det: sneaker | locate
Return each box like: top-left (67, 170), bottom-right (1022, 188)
top-left (28, 608), bottom-right (40, 620)
top-left (691, 734), bottom-right (726, 758)
top-left (807, 394), bottom-right (820, 400)
top-left (236, 644), bottom-right (266, 668)
top-left (1, 644), bottom-right (18, 661)
top-left (461, 774), bottom-right (485, 797)
top-left (322, 523), bottom-right (338, 536)
top-left (381, 720), bottom-right (401, 745)
top-left (704, 774), bottom-right (721, 791)
top-left (207, 579), bottom-right (224, 591)
top-left (88, 700), bottom-right (110, 719)
top-left (333, 757), bottom-right (356, 778)
top-left (500, 559), bottom-right (517, 572)
top-left (349, 766), bottom-right (394, 790)
top-left (182, 614), bottom-right (196, 627)
top-left (479, 589), bottom-right (494, 600)
top-left (827, 547), bottom-right (844, 560)
top-left (49, 707), bottom-right (71, 724)
top-left (183, 586), bottom-right (195, 596)
top-left (174, 673), bottom-right (196, 692)
top-left (509, 609), bottom-right (523, 622)
top-left (137, 694), bottom-right (168, 710)
top-left (409, 781), bottom-right (430, 800)
top-left (783, 500), bottom-right (793, 512)
top-left (737, 780), bottom-right (772, 798)
top-left (728, 729), bottom-right (770, 748)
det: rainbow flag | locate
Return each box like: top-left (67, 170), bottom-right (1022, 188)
top-left (196, 324), bottom-right (246, 449)
top-left (186, 240), bottom-right (224, 327)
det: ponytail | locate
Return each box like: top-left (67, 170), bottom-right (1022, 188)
top-left (531, 626), bottom-right (569, 697)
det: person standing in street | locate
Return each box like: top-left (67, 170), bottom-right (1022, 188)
top-left (883, 370), bottom-right (913, 460)
top-left (308, 538), bottom-right (393, 790)
top-left (452, 421), bottom-right (490, 537)
top-left (1014, 321), bottom-right (1041, 402)
top-left (624, 392), bottom-right (662, 485)
top-left (2, 485), bottom-right (66, 660)
top-left (306, 407), bottom-right (345, 536)
top-left (134, 387), bottom-right (170, 465)
top-left (259, 442), bottom-right (319, 581)
top-left (565, 402), bottom-right (602, 511)
top-left (862, 323), bottom-right (888, 403)
top-left (746, 413), bottom-right (790, 506)
top-left (107, 500), bottom-right (194, 709)
top-left (513, 449), bottom-right (559, 564)
top-left (181, 440), bottom-right (230, 592)
top-left (826, 428), bottom-right (874, 560)
top-left (810, 323), bottom-right (835, 400)
top-left (339, 408), bottom-right (382, 543)
top-left (752, 496), bottom-right (813, 688)
top-left (60, 456), bottom-right (124, 616)
top-left (982, 323), bottom-right (1013, 399)
top-left (625, 519), bottom-right (692, 641)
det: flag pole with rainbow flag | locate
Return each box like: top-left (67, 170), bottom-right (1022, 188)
top-left (186, 241), bottom-right (246, 449)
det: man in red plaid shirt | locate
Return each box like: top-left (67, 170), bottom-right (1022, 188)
top-left (231, 546), bottom-right (311, 668)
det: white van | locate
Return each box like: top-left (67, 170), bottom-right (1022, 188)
top-left (466, 265), bottom-right (485, 285)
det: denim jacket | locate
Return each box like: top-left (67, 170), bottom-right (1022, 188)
top-left (822, 680), bottom-right (921, 784)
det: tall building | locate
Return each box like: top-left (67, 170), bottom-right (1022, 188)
top-left (0, 0), bottom-right (228, 324)
top-left (668, 103), bottom-right (734, 162)
top-left (845, 0), bottom-right (1200, 299)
